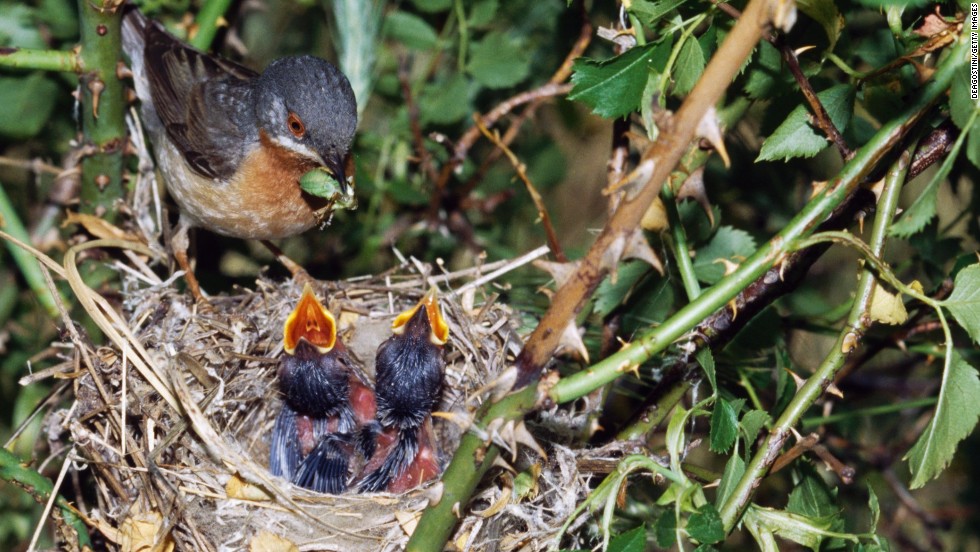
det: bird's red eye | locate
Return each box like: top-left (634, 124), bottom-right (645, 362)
top-left (287, 112), bottom-right (305, 138)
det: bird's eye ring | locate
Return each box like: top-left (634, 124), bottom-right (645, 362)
top-left (287, 112), bottom-right (305, 138)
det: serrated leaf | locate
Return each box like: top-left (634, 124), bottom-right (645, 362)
top-left (869, 285), bottom-right (908, 325)
top-left (608, 525), bottom-right (647, 552)
top-left (673, 36), bottom-right (706, 96)
top-left (569, 40), bottom-right (671, 119)
top-left (687, 503), bottom-right (725, 544)
top-left (594, 261), bottom-right (653, 317)
top-left (693, 226), bottom-right (757, 285)
top-left (787, 468), bottom-right (838, 519)
top-left (904, 350), bottom-right (980, 488)
top-left (757, 84), bottom-right (854, 162)
top-left (867, 485), bottom-right (880, 533)
top-left (943, 264), bottom-right (980, 344)
top-left (420, 74), bottom-right (473, 125)
top-left (855, 0), bottom-right (929, 6)
top-left (696, 348), bottom-right (717, 396)
top-left (715, 452), bottom-right (745, 509)
top-left (383, 11), bottom-right (438, 50)
top-left (466, 32), bottom-right (531, 89)
top-left (948, 59), bottom-right (978, 130)
top-left (968, 125), bottom-right (980, 169)
top-left (796, 0), bottom-right (844, 52)
top-left (744, 41), bottom-right (787, 99)
top-left (655, 510), bottom-right (677, 548)
top-left (628, 0), bottom-right (688, 25)
top-left (709, 397), bottom-right (742, 453)
top-left (740, 409), bottom-right (771, 443)
top-left (744, 505), bottom-right (854, 551)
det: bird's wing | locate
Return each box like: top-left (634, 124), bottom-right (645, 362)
top-left (143, 21), bottom-right (258, 180)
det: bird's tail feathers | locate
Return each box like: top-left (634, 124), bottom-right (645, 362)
top-left (358, 427), bottom-right (419, 493)
top-left (293, 434), bottom-right (351, 494)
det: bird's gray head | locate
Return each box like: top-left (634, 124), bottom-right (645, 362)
top-left (254, 55), bottom-right (357, 193)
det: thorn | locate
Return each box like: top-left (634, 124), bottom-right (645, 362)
top-left (474, 485), bottom-right (512, 518)
top-left (557, 322), bottom-right (589, 363)
top-left (491, 455), bottom-right (516, 473)
top-left (793, 45), bottom-right (817, 56)
top-left (512, 421), bottom-right (547, 460)
top-left (713, 257), bottom-right (741, 276)
top-left (784, 367), bottom-right (806, 390)
top-left (603, 159), bottom-right (656, 201)
top-left (431, 411), bottom-right (473, 431)
top-left (533, 259), bottom-right (580, 289)
top-left (727, 298), bottom-right (739, 321)
top-left (676, 167), bottom-right (715, 226)
top-left (825, 381), bottom-right (844, 399)
top-left (422, 481), bottom-right (445, 506)
top-left (696, 107), bottom-right (730, 168)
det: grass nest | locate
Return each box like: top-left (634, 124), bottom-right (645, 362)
top-left (28, 121), bottom-right (600, 551)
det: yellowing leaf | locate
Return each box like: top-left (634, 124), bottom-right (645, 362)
top-left (226, 474), bottom-right (273, 501)
top-left (119, 510), bottom-right (174, 552)
top-left (869, 285), bottom-right (908, 325)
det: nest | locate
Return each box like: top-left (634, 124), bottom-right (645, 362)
top-left (32, 115), bottom-right (603, 552)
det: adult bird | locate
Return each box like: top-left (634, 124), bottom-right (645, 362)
top-left (121, 8), bottom-right (357, 301)
top-left (270, 284), bottom-right (376, 493)
top-left (358, 288), bottom-right (448, 492)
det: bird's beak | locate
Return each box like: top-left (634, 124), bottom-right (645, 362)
top-left (323, 151), bottom-right (355, 199)
top-left (392, 287), bottom-right (449, 346)
top-left (283, 283), bottom-right (337, 354)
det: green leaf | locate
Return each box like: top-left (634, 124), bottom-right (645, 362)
top-left (0, 4), bottom-right (47, 48)
top-left (740, 409), bottom-right (771, 443)
top-left (468, 0), bottom-right (498, 27)
top-left (744, 505), bottom-right (856, 551)
top-left (796, 0), bottom-right (844, 52)
top-left (687, 503), bottom-right (725, 544)
top-left (709, 397), bottom-right (743, 453)
top-left (0, 73), bottom-right (59, 139)
top-left (867, 484), bottom-right (880, 533)
top-left (420, 74), bottom-right (473, 125)
top-left (696, 348), bottom-right (717, 396)
top-left (655, 510), bottom-right (677, 548)
top-left (608, 525), bottom-right (647, 552)
top-left (787, 468), bottom-right (838, 519)
top-left (666, 406), bottom-right (689, 471)
top-left (715, 452), bottom-right (745, 509)
top-left (466, 32), bottom-right (532, 89)
top-left (757, 84), bottom-right (854, 162)
top-left (948, 60), bottom-right (978, 130)
top-left (628, 0), bottom-right (688, 26)
top-left (569, 40), bottom-right (671, 119)
top-left (299, 168), bottom-right (341, 198)
top-left (904, 350), bottom-right (980, 488)
top-left (944, 264), bottom-right (980, 344)
top-left (853, 0), bottom-right (929, 9)
top-left (693, 226), bottom-right (757, 285)
top-left (673, 36), bottom-right (706, 96)
top-left (412, 0), bottom-right (452, 12)
top-left (968, 125), bottom-right (980, 169)
top-left (744, 41), bottom-right (787, 99)
top-left (891, 111), bottom-right (976, 237)
top-left (383, 11), bottom-right (439, 50)
top-left (594, 261), bottom-right (653, 317)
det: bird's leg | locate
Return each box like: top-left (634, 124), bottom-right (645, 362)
top-left (172, 221), bottom-right (208, 304)
top-left (261, 240), bottom-right (313, 285)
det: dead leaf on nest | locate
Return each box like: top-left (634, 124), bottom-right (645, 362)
top-left (249, 531), bottom-right (299, 552)
top-left (395, 510), bottom-right (422, 537)
top-left (119, 509), bottom-right (174, 552)
top-left (226, 473), bottom-right (273, 501)
top-left (64, 212), bottom-right (140, 242)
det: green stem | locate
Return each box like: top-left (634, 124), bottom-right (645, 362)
top-left (77, 0), bottom-right (126, 219)
top-left (615, 377), bottom-right (687, 441)
top-left (454, 0), bottom-right (469, 71)
top-left (0, 48), bottom-right (81, 73)
top-left (663, 182), bottom-right (701, 300)
top-left (190, 0), bottom-right (235, 51)
top-left (406, 385), bottom-right (538, 552)
top-left (0, 181), bottom-right (61, 318)
top-left (629, 14), bottom-right (646, 46)
top-left (549, 38), bottom-right (962, 406)
top-left (0, 447), bottom-right (91, 549)
top-left (801, 397), bottom-right (938, 428)
top-left (719, 131), bottom-right (915, 530)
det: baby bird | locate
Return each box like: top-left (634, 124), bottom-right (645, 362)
top-left (270, 284), bottom-right (375, 493)
top-left (358, 289), bottom-right (448, 492)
